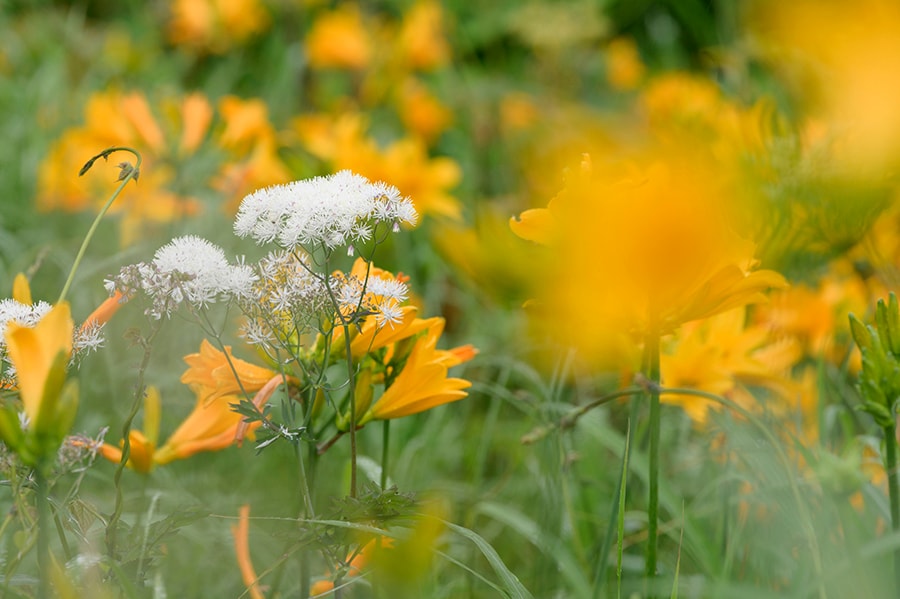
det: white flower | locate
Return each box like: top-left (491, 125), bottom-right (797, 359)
top-left (234, 170), bottom-right (417, 251)
top-left (152, 235), bottom-right (233, 307)
top-left (375, 301), bottom-right (404, 328)
top-left (106, 236), bottom-right (253, 318)
top-left (0, 299), bottom-right (53, 346)
top-left (366, 277), bottom-right (408, 304)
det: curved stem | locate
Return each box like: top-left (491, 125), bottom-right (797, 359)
top-left (58, 147), bottom-right (142, 304)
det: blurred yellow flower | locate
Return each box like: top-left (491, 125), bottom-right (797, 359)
top-left (499, 92), bottom-right (540, 134)
top-left (37, 91), bottom-right (206, 244)
top-left (168, 0), bottom-right (270, 54)
top-left (604, 37), bottom-right (645, 91)
top-left (750, 0), bottom-right (900, 173)
top-left (511, 153), bottom-right (786, 362)
top-left (305, 5), bottom-right (372, 70)
top-left (215, 96), bottom-right (291, 211)
top-left (396, 0), bottom-right (450, 71)
top-left (433, 207), bottom-right (540, 305)
top-left (39, 90), bottom-right (290, 242)
top-left (294, 113), bottom-right (462, 220)
top-left (660, 307), bottom-right (801, 425)
top-left (396, 79), bottom-right (453, 143)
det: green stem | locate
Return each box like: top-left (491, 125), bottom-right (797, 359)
top-left (58, 147), bottom-right (141, 305)
top-left (106, 321), bottom-right (159, 557)
top-left (35, 467), bottom-right (51, 599)
top-left (645, 328), bottom-right (661, 585)
top-left (381, 420), bottom-right (390, 490)
top-left (343, 325), bottom-right (358, 498)
top-left (884, 423), bottom-right (900, 596)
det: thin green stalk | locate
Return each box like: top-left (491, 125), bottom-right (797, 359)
top-left (381, 420), bottom-right (390, 490)
top-left (617, 421), bottom-right (631, 599)
top-left (343, 324), bottom-right (358, 498)
top-left (106, 322), bottom-right (159, 557)
top-left (58, 147), bottom-right (141, 305)
top-left (883, 423), bottom-right (900, 595)
top-left (645, 327), bottom-right (661, 585)
top-left (320, 253), bottom-right (359, 498)
top-left (35, 468), bottom-right (51, 599)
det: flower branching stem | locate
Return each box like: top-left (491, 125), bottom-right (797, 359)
top-left (59, 147), bottom-right (141, 305)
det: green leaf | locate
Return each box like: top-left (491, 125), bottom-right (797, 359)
top-left (444, 520), bottom-right (534, 599)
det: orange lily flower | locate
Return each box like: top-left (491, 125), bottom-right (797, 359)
top-left (5, 302), bottom-right (74, 428)
top-left (100, 383), bottom-right (266, 472)
top-left (360, 320), bottom-right (476, 423)
top-left (181, 339), bottom-right (278, 404)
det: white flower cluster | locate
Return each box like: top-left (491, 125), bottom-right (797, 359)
top-left (0, 299), bottom-right (106, 387)
top-left (332, 270), bottom-right (409, 328)
top-left (239, 251), bottom-right (330, 348)
top-left (105, 235), bottom-right (256, 319)
top-left (233, 170), bottom-right (417, 251)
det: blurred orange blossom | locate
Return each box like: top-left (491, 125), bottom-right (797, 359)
top-left (511, 152), bottom-right (787, 362)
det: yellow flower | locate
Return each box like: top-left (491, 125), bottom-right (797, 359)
top-left (750, 0), bottom-right (900, 173)
top-left (38, 90), bottom-right (289, 242)
top-left (168, 0), bottom-right (270, 54)
top-left (361, 320), bottom-right (476, 423)
top-left (396, 0), bottom-right (450, 71)
top-left (432, 208), bottom-right (541, 305)
top-left (5, 302), bottom-right (73, 428)
top-left (604, 37), bottom-right (645, 91)
top-left (305, 5), bottom-right (372, 70)
top-left (37, 91), bottom-right (206, 245)
top-left (153, 391), bottom-right (252, 465)
top-left (511, 152), bottom-right (786, 362)
top-left (338, 136), bottom-right (462, 221)
top-left (293, 113), bottom-right (462, 221)
top-left (12, 273), bottom-right (31, 304)
top-left (396, 78), bottom-right (453, 143)
top-left (660, 307), bottom-right (801, 425)
top-left (181, 339), bottom-right (278, 405)
top-left (100, 383), bottom-right (264, 472)
top-left (216, 96), bottom-right (291, 213)
top-left (1, 301), bottom-right (79, 465)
